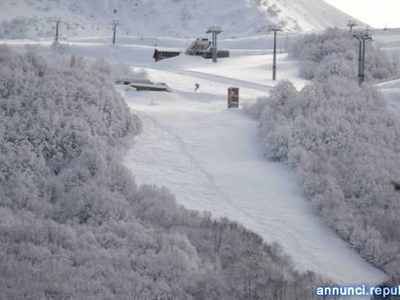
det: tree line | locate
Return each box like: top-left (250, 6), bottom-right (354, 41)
top-left (246, 28), bottom-right (400, 286)
top-left (0, 45), bottom-right (325, 299)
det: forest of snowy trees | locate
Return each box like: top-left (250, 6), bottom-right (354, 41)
top-left (0, 46), bottom-right (327, 299)
top-left (289, 28), bottom-right (396, 81)
top-left (248, 29), bottom-right (400, 283)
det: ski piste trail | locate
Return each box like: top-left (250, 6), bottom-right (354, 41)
top-left (121, 53), bottom-right (387, 286)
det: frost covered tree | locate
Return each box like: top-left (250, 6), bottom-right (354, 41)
top-left (0, 46), bottom-right (321, 299)
top-left (250, 77), bottom-right (400, 280)
top-left (290, 28), bottom-right (397, 81)
top-left (247, 28), bottom-right (400, 282)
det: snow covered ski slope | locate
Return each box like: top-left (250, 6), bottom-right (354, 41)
top-left (3, 32), bottom-right (387, 287)
top-left (121, 53), bottom-right (387, 285)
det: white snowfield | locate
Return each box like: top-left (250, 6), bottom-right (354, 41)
top-left (0, 0), bottom-right (361, 39)
top-left (121, 47), bottom-right (387, 285)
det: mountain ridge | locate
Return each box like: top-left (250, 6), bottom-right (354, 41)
top-left (0, 0), bottom-right (363, 39)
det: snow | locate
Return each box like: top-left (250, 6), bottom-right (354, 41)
top-left (377, 78), bottom-right (400, 111)
top-left (118, 50), bottom-right (386, 286)
top-left (371, 29), bottom-right (400, 110)
top-left (372, 28), bottom-right (400, 58)
top-left (1, 0), bottom-right (392, 288)
top-left (2, 28), bottom-right (388, 287)
top-left (0, 0), bottom-right (360, 39)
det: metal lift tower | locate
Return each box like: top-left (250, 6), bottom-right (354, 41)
top-left (206, 26), bottom-right (223, 63)
top-left (347, 20), bottom-right (357, 32)
top-left (54, 18), bottom-right (61, 42)
top-left (353, 30), bottom-right (372, 85)
top-left (111, 20), bottom-right (120, 45)
top-left (269, 25), bottom-right (282, 80)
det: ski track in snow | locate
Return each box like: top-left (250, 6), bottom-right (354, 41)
top-left (158, 68), bottom-right (273, 92)
top-left (121, 64), bottom-right (388, 287)
top-left (136, 109), bottom-right (254, 221)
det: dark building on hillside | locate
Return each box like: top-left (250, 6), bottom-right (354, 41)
top-left (152, 38), bottom-right (229, 62)
top-left (186, 38), bottom-right (212, 56)
top-left (153, 49), bottom-right (181, 62)
top-left (186, 38), bottom-right (229, 59)
top-left (202, 50), bottom-right (230, 59)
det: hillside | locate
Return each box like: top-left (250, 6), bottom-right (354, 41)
top-left (0, 45), bottom-right (333, 300)
top-left (0, 0), bottom-right (360, 39)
